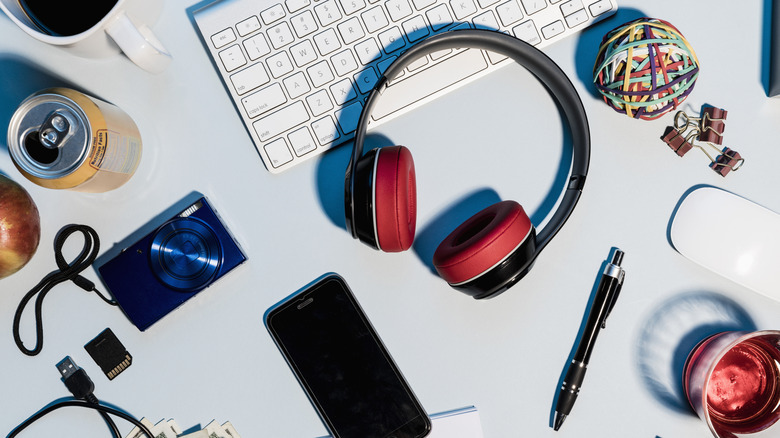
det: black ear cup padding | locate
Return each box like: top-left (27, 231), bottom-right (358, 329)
top-left (352, 148), bottom-right (380, 248)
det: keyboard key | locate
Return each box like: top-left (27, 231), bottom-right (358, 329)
top-left (377, 56), bottom-right (398, 75)
top-left (559, 0), bottom-right (582, 15)
top-left (252, 101), bottom-right (309, 141)
top-left (261, 4), bottom-right (286, 24)
top-left (244, 33), bottom-right (271, 60)
top-left (450, 0), bottom-right (477, 20)
top-left (430, 48), bottom-right (452, 60)
top-left (334, 101), bottom-right (363, 134)
top-left (407, 55), bottom-right (429, 71)
top-left (497, 1), bottom-right (523, 26)
top-left (311, 116), bottom-right (341, 145)
top-left (230, 63), bottom-right (270, 95)
top-left (288, 126), bottom-right (318, 156)
top-left (337, 17), bottom-right (366, 44)
top-left (520, 0), bottom-right (546, 14)
top-left (361, 6), bottom-right (390, 33)
top-left (379, 26), bottom-right (407, 53)
top-left (218, 45), bottom-right (247, 71)
top-left (313, 28), bottom-right (342, 55)
top-left (588, 0), bottom-right (613, 16)
top-left (386, 0), bottom-right (414, 21)
top-left (354, 67), bottom-right (379, 93)
top-left (267, 22), bottom-right (295, 49)
top-left (426, 4), bottom-right (453, 31)
top-left (307, 61), bottom-right (336, 87)
top-left (330, 78), bottom-right (358, 104)
top-left (211, 28), bottom-right (237, 48)
top-left (264, 138), bottom-right (293, 168)
top-left (315, 0), bottom-right (343, 26)
top-left (331, 49), bottom-right (359, 76)
top-left (291, 10), bottom-right (318, 37)
top-left (306, 89), bottom-right (335, 116)
top-left (283, 71), bottom-right (312, 98)
top-left (242, 83), bottom-right (287, 118)
top-left (355, 38), bottom-right (382, 64)
top-left (513, 20), bottom-right (541, 44)
top-left (339, 0), bottom-right (367, 15)
top-left (373, 48), bottom-right (487, 119)
top-left (476, 0), bottom-right (500, 8)
top-left (267, 51), bottom-right (294, 77)
top-left (285, 0), bottom-right (311, 12)
top-left (402, 15), bottom-right (429, 41)
top-left (473, 10), bottom-right (500, 30)
top-left (412, 0), bottom-right (436, 10)
top-left (260, 4), bottom-right (286, 24)
top-left (541, 20), bottom-right (564, 39)
top-left (291, 40), bottom-right (318, 67)
top-left (564, 9), bottom-right (588, 27)
top-left (237, 16), bottom-right (261, 36)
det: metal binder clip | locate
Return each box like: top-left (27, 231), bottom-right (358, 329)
top-left (673, 107), bottom-right (728, 144)
top-left (661, 126), bottom-right (697, 156)
top-left (660, 125), bottom-right (744, 176)
top-left (709, 147), bottom-right (744, 177)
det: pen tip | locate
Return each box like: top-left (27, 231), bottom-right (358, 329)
top-left (553, 413), bottom-right (567, 431)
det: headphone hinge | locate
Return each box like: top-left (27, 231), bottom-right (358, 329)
top-left (567, 174), bottom-right (586, 191)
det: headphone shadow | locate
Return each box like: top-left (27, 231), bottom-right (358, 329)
top-left (573, 7), bottom-right (646, 100)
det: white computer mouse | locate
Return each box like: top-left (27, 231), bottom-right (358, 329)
top-left (670, 186), bottom-right (780, 303)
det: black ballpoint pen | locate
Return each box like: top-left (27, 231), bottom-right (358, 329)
top-left (553, 248), bottom-right (626, 431)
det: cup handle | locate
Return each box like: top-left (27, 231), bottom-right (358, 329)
top-left (105, 11), bottom-right (171, 74)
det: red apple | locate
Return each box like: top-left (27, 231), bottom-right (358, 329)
top-left (0, 175), bottom-right (41, 279)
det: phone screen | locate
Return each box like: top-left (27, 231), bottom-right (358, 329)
top-left (266, 275), bottom-right (431, 438)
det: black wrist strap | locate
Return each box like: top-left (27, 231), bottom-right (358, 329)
top-left (12, 224), bottom-right (115, 357)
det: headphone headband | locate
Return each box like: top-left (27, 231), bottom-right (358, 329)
top-left (345, 29), bottom-right (590, 271)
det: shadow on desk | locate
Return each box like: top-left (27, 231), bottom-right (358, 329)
top-left (634, 291), bottom-right (756, 414)
top-left (573, 7), bottom-right (646, 100)
top-left (0, 55), bottom-right (116, 159)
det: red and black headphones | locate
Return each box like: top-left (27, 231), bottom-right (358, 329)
top-left (345, 29), bottom-right (590, 300)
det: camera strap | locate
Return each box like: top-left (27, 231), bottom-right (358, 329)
top-left (12, 224), bottom-right (115, 356)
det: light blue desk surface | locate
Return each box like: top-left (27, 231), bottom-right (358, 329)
top-left (1, 1), bottom-right (778, 437)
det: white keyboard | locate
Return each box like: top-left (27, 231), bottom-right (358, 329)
top-left (193, 0), bottom-right (617, 173)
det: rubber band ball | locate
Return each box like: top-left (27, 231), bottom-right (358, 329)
top-left (593, 17), bottom-right (699, 120)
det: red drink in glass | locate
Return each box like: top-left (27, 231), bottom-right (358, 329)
top-left (684, 331), bottom-right (780, 437)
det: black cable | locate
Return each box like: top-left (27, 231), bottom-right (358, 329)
top-left (86, 393), bottom-right (121, 438)
top-left (7, 400), bottom-right (154, 438)
top-left (7, 357), bottom-right (150, 438)
top-left (12, 224), bottom-right (116, 356)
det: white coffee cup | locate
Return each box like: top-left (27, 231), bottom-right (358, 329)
top-left (0, 0), bottom-right (171, 74)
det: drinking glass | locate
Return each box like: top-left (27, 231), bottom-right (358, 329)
top-left (684, 330), bottom-right (780, 437)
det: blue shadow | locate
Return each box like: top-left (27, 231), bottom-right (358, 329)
top-left (0, 55), bottom-right (80, 158)
top-left (574, 7), bottom-right (646, 100)
top-left (634, 291), bottom-right (756, 414)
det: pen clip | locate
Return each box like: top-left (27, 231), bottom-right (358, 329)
top-left (601, 269), bottom-right (624, 329)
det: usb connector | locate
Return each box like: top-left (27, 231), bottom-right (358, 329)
top-left (56, 356), bottom-right (95, 400)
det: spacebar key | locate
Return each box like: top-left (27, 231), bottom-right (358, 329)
top-left (373, 49), bottom-right (488, 120)
top-left (252, 101), bottom-right (310, 141)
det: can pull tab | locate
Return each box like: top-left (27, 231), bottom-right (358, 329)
top-left (39, 112), bottom-right (71, 149)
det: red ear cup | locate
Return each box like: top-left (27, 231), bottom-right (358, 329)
top-left (374, 146), bottom-right (417, 252)
top-left (432, 200), bottom-right (534, 286)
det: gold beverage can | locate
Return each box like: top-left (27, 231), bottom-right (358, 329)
top-left (7, 87), bottom-right (142, 192)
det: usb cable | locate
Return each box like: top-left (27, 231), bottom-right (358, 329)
top-left (8, 357), bottom-right (153, 438)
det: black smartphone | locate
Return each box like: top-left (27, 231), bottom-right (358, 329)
top-left (265, 274), bottom-right (432, 438)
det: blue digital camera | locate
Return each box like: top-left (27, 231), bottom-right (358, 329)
top-left (99, 197), bottom-right (247, 331)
